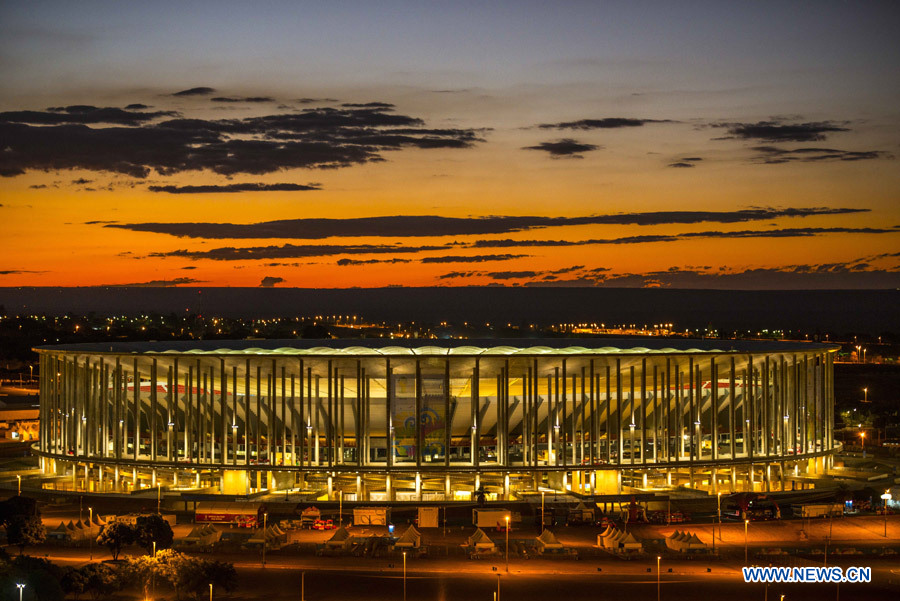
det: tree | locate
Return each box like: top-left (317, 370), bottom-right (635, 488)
top-left (79, 563), bottom-right (121, 601)
top-left (96, 521), bottom-right (135, 560)
top-left (61, 567), bottom-right (87, 601)
top-left (122, 554), bottom-right (165, 599)
top-left (0, 495), bottom-right (39, 527)
top-left (134, 514), bottom-right (173, 553)
top-left (6, 515), bottom-right (46, 555)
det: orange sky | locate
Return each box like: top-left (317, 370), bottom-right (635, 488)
top-left (1, 2), bottom-right (898, 289)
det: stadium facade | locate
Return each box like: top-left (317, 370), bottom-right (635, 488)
top-left (34, 339), bottom-right (838, 501)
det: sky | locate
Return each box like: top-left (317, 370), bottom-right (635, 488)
top-left (1, 0), bottom-right (898, 290)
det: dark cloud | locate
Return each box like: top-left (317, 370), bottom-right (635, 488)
top-left (0, 269), bottom-right (45, 275)
top-left (714, 120), bottom-right (849, 142)
top-left (104, 277), bottom-right (204, 287)
top-left (297, 98), bottom-right (338, 104)
top-left (437, 271), bottom-right (479, 280)
top-left (29, 184), bottom-right (48, 189)
top-left (0, 106), bottom-right (177, 126)
top-left (0, 104), bottom-right (482, 178)
top-left (172, 87), bottom-right (216, 96)
top-left (470, 226), bottom-right (898, 249)
top-left (538, 118), bottom-right (672, 130)
top-left (180, 266), bottom-right (197, 270)
top-left (523, 139), bottom-right (599, 158)
top-left (211, 96), bottom-right (275, 103)
top-left (669, 156), bottom-right (702, 168)
top-left (437, 258), bottom-right (899, 289)
top-left (259, 276), bottom-right (284, 287)
top-left (751, 146), bottom-right (891, 164)
top-left (105, 207), bottom-right (866, 240)
top-left (71, 178), bottom-right (92, 185)
top-left (550, 265), bottom-right (585, 274)
top-left (83, 220), bottom-right (117, 225)
top-left (125, 103), bottom-right (150, 110)
top-left (149, 182), bottom-right (320, 194)
top-left (486, 271), bottom-right (538, 280)
top-left (420, 254), bottom-right (527, 263)
top-left (341, 102), bottom-right (394, 109)
top-left (149, 243), bottom-right (446, 261)
top-left (336, 258), bottom-right (412, 266)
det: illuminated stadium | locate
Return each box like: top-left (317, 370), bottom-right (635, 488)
top-left (34, 338), bottom-right (838, 501)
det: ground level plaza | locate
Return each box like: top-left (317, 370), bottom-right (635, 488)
top-left (35, 338), bottom-right (837, 500)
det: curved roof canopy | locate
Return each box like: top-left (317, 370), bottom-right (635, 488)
top-left (36, 337), bottom-right (836, 357)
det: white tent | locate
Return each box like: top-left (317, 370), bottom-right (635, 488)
top-left (619, 531), bottom-right (642, 552)
top-left (394, 525), bottom-right (422, 549)
top-left (536, 529), bottom-right (564, 551)
top-left (467, 528), bottom-right (495, 550)
top-left (182, 524), bottom-right (220, 546)
top-left (326, 526), bottom-right (352, 550)
top-left (666, 530), bottom-right (708, 552)
top-left (46, 522), bottom-right (70, 541)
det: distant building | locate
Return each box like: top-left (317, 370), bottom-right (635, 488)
top-left (0, 407), bottom-right (39, 441)
top-left (34, 338), bottom-right (837, 499)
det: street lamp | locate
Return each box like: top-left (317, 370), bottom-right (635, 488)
top-left (16, 583), bottom-right (25, 601)
top-left (209, 582), bottom-right (213, 601)
top-left (744, 519), bottom-right (749, 564)
top-left (541, 490), bottom-right (545, 534)
top-left (402, 550), bottom-right (407, 601)
top-left (505, 515), bottom-right (510, 573)
top-left (881, 490), bottom-right (892, 538)
top-left (717, 492), bottom-right (722, 541)
top-left (863, 387), bottom-right (868, 404)
top-left (88, 507), bottom-right (93, 560)
top-left (855, 345), bottom-right (861, 363)
top-left (860, 431), bottom-right (866, 458)
top-left (17, 474), bottom-right (21, 496)
top-left (262, 512), bottom-right (268, 566)
top-left (657, 556), bottom-right (661, 601)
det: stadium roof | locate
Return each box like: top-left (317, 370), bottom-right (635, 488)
top-left (35, 338), bottom-right (837, 357)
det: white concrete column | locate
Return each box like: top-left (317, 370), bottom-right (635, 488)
top-left (328, 475), bottom-right (334, 499)
top-left (415, 472), bottom-right (421, 501)
top-left (504, 474), bottom-right (510, 499)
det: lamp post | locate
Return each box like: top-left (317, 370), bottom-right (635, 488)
top-left (717, 492), bottom-right (722, 541)
top-left (157, 483), bottom-right (162, 513)
top-left (301, 571), bottom-right (305, 601)
top-left (541, 490), bottom-right (545, 534)
top-left (88, 507), bottom-right (93, 560)
top-left (860, 431), bottom-right (866, 458)
top-left (855, 345), bottom-right (861, 363)
top-left (881, 491), bottom-right (892, 538)
top-left (505, 515), bottom-right (510, 573)
top-left (17, 474), bottom-right (21, 496)
top-left (744, 519), bottom-right (749, 564)
top-left (863, 388), bottom-right (868, 404)
top-left (262, 512), bottom-right (268, 566)
top-left (17, 583), bottom-right (25, 601)
top-left (657, 555), bottom-right (661, 601)
top-left (402, 550), bottom-right (407, 601)
top-left (209, 582), bottom-right (213, 601)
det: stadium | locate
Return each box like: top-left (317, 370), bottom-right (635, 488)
top-left (34, 338), bottom-right (837, 501)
